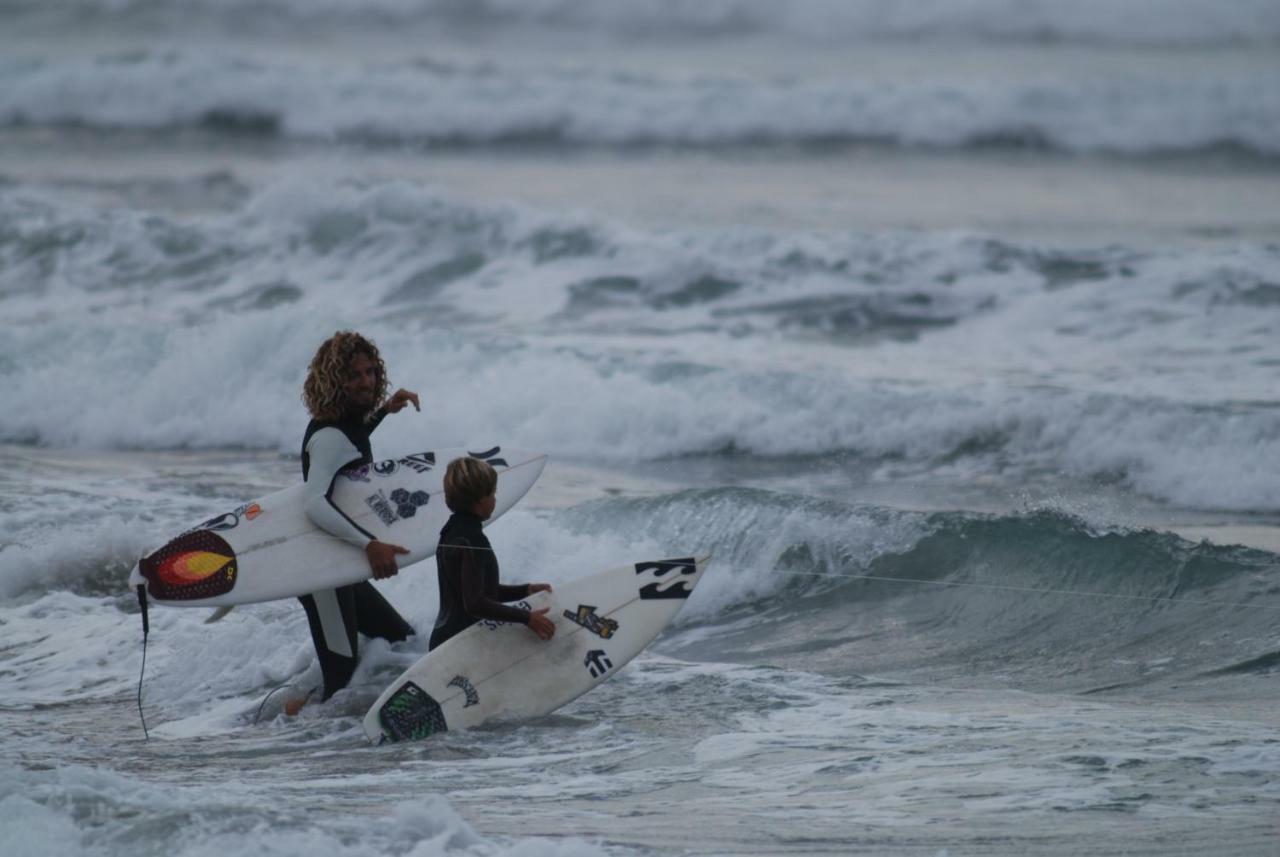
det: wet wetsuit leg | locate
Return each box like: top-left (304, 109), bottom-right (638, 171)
top-left (352, 581), bottom-right (415, 642)
top-left (299, 582), bottom-right (415, 701)
top-left (298, 585), bottom-right (359, 701)
top-left (427, 625), bottom-right (451, 652)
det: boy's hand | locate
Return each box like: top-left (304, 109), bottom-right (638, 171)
top-left (527, 607), bottom-right (556, 640)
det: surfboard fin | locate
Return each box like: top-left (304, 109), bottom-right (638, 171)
top-left (205, 605), bottom-right (235, 624)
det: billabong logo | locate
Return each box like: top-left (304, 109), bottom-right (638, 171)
top-left (635, 558), bottom-right (699, 600)
top-left (447, 675), bottom-right (480, 708)
top-left (563, 604), bottom-right (619, 639)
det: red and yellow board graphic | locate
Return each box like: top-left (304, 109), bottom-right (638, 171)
top-left (139, 529), bottom-right (238, 601)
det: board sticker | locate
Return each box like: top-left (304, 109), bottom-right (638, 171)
top-left (584, 649), bottom-right (613, 678)
top-left (390, 488), bottom-right (430, 518)
top-left (397, 453), bottom-right (436, 473)
top-left (183, 501), bottom-right (262, 535)
top-left (364, 488), bottom-right (430, 526)
top-left (468, 446), bottom-right (508, 469)
top-left (365, 490), bottom-right (398, 526)
top-left (139, 529), bottom-right (238, 601)
top-left (379, 682), bottom-right (448, 743)
top-left (635, 557), bottom-right (699, 600)
top-left (563, 604), bottom-right (619, 639)
top-left (447, 675), bottom-right (480, 708)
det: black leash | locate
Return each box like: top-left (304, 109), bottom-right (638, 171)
top-left (135, 583), bottom-right (150, 741)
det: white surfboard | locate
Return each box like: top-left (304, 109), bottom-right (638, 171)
top-left (128, 446), bottom-right (545, 608)
top-left (363, 555), bottom-right (710, 744)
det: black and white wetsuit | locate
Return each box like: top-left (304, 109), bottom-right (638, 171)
top-left (299, 411), bottom-right (414, 700)
top-left (429, 511), bottom-right (532, 651)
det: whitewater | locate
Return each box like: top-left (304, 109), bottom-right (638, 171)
top-left (3, 2), bottom-right (1279, 855)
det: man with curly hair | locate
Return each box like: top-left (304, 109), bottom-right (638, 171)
top-left (289, 331), bottom-right (421, 713)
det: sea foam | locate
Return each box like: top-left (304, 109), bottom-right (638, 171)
top-left (2, 49), bottom-right (1277, 156)
top-left (2, 180), bottom-right (1279, 510)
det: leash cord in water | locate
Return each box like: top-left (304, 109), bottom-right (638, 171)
top-left (783, 569), bottom-right (1280, 613)
top-left (452, 543), bottom-right (1280, 613)
top-left (135, 583), bottom-right (150, 741)
top-left (437, 544), bottom-right (1280, 612)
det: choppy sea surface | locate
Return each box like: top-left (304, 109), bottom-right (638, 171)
top-left (3, 2), bottom-right (1280, 855)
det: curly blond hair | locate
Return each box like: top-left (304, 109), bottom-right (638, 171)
top-left (302, 331), bottom-right (389, 421)
top-left (444, 457), bottom-right (498, 513)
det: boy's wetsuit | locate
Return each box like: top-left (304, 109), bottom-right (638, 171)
top-left (299, 410), bottom-right (414, 700)
top-left (429, 511), bottom-right (532, 650)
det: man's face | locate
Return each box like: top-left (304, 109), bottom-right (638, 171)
top-left (342, 351), bottom-right (379, 413)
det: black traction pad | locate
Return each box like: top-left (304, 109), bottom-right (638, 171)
top-left (138, 529), bottom-right (238, 601)
top-left (379, 681), bottom-right (448, 743)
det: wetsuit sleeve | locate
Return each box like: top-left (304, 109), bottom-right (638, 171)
top-left (453, 539), bottom-right (531, 625)
top-left (493, 582), bottom-right (531, 601)
top-left (366, 407), bottom-right (387, 434)
top-left (303, 428), bottom-right (374, 549)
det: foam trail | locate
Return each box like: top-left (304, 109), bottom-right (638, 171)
top-left (2, 181), bottom-right (1280, 510)
top-left (7, 0), bottom-right (1280, 45)
top-left (2, 51), bottom-right (1276, 156)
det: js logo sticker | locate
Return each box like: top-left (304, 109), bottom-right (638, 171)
top-left (635, 558), bottom-right (698, 600)
top-left (447, 675), bottom-right (480, 708)
top-left (584, 650), bottom-right (612, 678)
top-left (563, 604), bottom-right (619, 639)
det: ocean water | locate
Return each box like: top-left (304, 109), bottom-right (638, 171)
top-left (3, 2), bottom-right (1280, 855)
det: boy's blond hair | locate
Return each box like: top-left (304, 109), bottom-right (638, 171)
top-left (444, 457), bottom-right (498, 513)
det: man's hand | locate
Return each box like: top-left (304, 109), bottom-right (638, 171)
top-left (366, 540), bottom-right (409, 579)
top-left (383, 388), bottom-right (420, 414)
top-left (528, 582), bottom-right (553, 595)
top-left (527, 607), bottom-right (556, 640)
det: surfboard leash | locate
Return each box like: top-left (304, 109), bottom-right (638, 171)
top-left (781, 569), bottom-right (1280, 613)
top-left (135, 583), bottom-right (150, 741)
